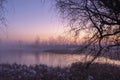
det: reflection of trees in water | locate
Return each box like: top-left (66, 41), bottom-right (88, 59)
top-left (32, 52), bottom-right (114, 67)
top-left (0, 51), bottom-right (120, 67)
top-left (34, 51), bottom-right (40, 64)
top-left (33, 53), bottom-right (85, 67)
top-left (33, 53), bottom-right (71, 67)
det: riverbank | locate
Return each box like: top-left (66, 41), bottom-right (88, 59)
top-left (0, 62), bottom-right (120, 80)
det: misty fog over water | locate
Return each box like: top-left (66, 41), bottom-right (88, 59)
top-left (0, 41), bottom-right (80, 67)
top-left (0, 42), bottom-right (120, 67)
top-left (0, 51), bottom-right (80, 67)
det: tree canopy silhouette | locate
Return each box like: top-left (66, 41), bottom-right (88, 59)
top-left (56, 0), bottom-right (120, 68)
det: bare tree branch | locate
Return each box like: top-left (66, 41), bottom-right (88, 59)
top-left (56, 0), bottom-right (120, 68)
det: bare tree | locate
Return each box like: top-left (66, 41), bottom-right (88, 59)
top-left (0, 0), bottom-right (6, 28)
top-left (56, 0), bottom-right (120, 68)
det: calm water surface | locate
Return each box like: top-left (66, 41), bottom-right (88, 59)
top-left (0, 51), bottom-right (86, 67)
top-left (0, 51), bottom-right (119, 67)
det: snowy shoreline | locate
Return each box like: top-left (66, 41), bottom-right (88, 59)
top-left (0, 62), bottom-right (120, 80)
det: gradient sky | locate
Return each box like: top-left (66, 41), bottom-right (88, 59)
top-left (1, 0), bottom-right (64, 42)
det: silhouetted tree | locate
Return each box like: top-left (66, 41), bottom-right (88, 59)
top-left (56, 0), bottom-right (120, 68)
top-left (0, 0), bottom-right (6, 28)
top-left (35, 36), bottom-right (40, 45)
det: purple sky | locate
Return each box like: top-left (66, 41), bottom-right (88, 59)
top-left (1, 0), bottom-right (64, 42)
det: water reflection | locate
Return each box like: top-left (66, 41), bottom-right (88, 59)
top-left (0, 51), bottom-right (82, 67)
top-left (0, 51), bottom-right (120, 67)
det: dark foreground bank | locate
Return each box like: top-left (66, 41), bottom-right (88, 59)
top-left (0, 62), bottom-right (120, 80)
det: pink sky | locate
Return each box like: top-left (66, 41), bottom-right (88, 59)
top-left (1, 0), bottom-right (64, 42)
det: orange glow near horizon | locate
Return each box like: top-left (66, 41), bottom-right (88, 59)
top-left (3, 0), bottom-right (88, 43)
top-left (6, 31), bottom-right (86, 43)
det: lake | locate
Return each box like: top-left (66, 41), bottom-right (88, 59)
top-left (0, 51), bottom-right (85, 67)
top-left (0, 51), bottom-right (120, 67)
